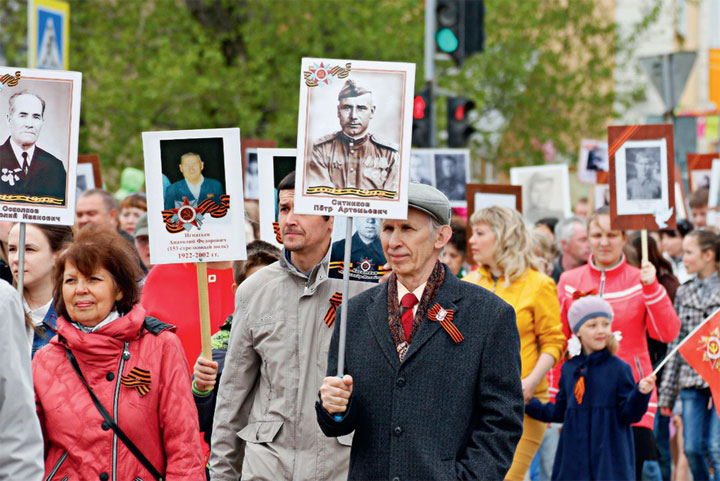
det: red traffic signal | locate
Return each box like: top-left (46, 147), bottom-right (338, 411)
top-left (414, 95), bottom-right (427, 120)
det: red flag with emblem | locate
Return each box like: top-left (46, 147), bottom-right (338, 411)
top-left (679, 309), bottom-right (720, 419)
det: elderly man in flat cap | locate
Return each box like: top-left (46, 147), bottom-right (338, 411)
top-left (306, 79), bottom-right (400, 195)
top-left (316, 183), bottom-right (525, 481)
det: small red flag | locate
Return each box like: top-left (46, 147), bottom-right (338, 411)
top-left (679, 309), bottom-right (720, 419)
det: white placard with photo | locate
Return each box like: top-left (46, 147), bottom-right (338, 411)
top-left (410, 148), bottom-right (471, 207)
top-left (244, 148), bottom-right (260, 200)
top-left (594, 184), bottom-right (610, 210)
top-left (294, 58), bottom-right (415, 219)
top-left (691, 169), bottom-right (712, 191)
top-left (578, 139), bottom-right (609, 184)
top-left (143, 128), bottom-right (246, 264)
top-left (510, 164), bottom-right (572, 223)
top-left (0, 67), bottom-right (81, 225)
top-left (708, 159), bottom-right (720, 227)
top-left (75, 162), bottom-right (96, 195)
top-left (614, 139), bottom-right (669, 216)
top-left (258, 148), bottom-right (296, 249)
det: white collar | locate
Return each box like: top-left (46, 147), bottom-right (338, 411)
top-left (71, 310), bottom-right (121, 333)
top-left (397, 280), bottom-right (426, 305)
top-left (9, 139), bottom-right (35, 170)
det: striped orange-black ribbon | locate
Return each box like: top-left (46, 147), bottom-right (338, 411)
top-left (324, 292), bottom-right (343, 328)
top-left (427, 303), bottom-right (463, 343)
top-left (574, 374), bottom-right (585, 404)
top-left (572, 288), bottom-right (597, 300)
top-left (272, 222), bottom-right (282, 243)
top-left (608, 125), bottom-right (641, 161)
top-left (120, 367), bottom-right (152, 397)
top-left (161, 194), bottom-right (231, 233)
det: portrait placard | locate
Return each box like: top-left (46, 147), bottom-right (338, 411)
top-left (242, 139), bottom-right (276, 201)
top-left (594, 184), bottom-right (611, 209)
top-left (142, 128), bottom-right (246, 264)
top-left (708, 159), bottom-right (720, 227)
top-left (467, 184), bottom-right (522, 216)
top-left (294, 58), bottom-right (415, 219)
top-left (409, 148), bottom-right (471, 206)
top-left (509, 164), bottom-right (572, 224)
top-left (687, 153), bottom-right (717, 191)
top-left (258, 148), bottom-right (296, 249)
top-left (0, 67), bottom-right (81, 226)
top-left (578, 139), bottom-right (609, 184)
top-left (608, 124), bottom-right (675, 230)
top-left (76, 154), bottom-right (101, 195)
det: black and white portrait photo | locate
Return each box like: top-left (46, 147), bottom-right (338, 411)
top-left (510, 164), bottom-right (571, 224)
top-left (295, 58), bottom-right (415, 220)
top-left (409, 150), bottom-right (435, 186)
top-left (613, 138), bottom-right (669, 217)
top-left (434, 151), bottom-right (469, 204)
top-left (257, 148), bottom-right (297, 249)
top-left (244, 149), bottom-right (259, 200)
top-left (0, 67), bottom-right (81, 226)
top-left (625, 147), bottom-right (662, 201)
top-left (577, 139), bottom-right (608, 184)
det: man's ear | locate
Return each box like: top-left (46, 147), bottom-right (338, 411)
top-left (109, 208), bottom-right (118, 220)
top-left (434, 225), bottom-right (453, 250)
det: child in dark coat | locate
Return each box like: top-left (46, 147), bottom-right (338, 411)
top-left (526, 296), bottom-right (656, 480)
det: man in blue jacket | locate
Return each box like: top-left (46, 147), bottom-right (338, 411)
top-left (317, 183), bottom-right (524, 481)
top-left (164, 152), bottom-right (224, 210)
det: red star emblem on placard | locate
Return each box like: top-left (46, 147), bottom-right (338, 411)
top-left (698, 327), bottom-right (720, 372)
top-left (169, 198), bottom-right (202, 230)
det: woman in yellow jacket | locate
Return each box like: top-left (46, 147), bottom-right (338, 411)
top-left (463, 206), bottom-right (565, 481)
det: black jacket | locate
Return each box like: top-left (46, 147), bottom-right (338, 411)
top-left (317, 266), bottom-right (524, 481)
top-left (0, 138), bottom-right (66, 205)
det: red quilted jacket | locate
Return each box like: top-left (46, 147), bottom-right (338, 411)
top-left (550, 256), bottom-right (681, 430)
top-left (32, 304), bottom-right (205, 481)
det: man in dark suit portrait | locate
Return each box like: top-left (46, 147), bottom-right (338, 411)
top-left (0, 91), bottom-right (66, 205)
top-left (317, 183), bottom-right (524, 481)
top-left (330, 217), bottom-right (386, 282)
top-left (164, 152), bottom-right (224, 210)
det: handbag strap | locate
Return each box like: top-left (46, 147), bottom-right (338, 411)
top-left (63, 346), bottom-right (164, 481)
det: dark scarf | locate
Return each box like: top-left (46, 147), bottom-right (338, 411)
top-left (387, 261), bottom-right (445, 362)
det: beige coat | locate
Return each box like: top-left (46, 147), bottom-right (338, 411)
top-left (210, 249), bottom-right (370, 481)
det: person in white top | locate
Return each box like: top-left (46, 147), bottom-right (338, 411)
top-left (7, 223), bottom-right (72, 356)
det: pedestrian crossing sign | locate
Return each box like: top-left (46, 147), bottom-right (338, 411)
top-left (28, 0), bottom-right (69, 70)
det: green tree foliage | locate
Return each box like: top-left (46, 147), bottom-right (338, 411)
top-left (0, 0), bottom-right (658, 186)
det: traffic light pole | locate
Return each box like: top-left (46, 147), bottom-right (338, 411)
top-left (425, 0), bottom-right (436, 147)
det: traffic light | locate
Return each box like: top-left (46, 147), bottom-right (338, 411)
top-left (435, 0), bottom-right (485, 67)
top-left (412, 89), bottom-right (431, 148)
top-left (447, 97), bottom-right (475, 147)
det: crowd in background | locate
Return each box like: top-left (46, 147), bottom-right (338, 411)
top-left (1, 181), bottom-right (720, 481)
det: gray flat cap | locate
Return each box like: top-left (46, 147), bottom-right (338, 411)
top-left (134, 213), bottom-right (149, 238)
top-left (408, 182), bottom-right (451, 225)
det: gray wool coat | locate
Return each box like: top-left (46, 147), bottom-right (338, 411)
top-left (316, 266), bottom-right (525, 481)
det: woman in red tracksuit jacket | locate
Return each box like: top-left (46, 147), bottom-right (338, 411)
top-left (554, 207), bottom-right (680, 480)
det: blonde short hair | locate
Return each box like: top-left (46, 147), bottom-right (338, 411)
top-left (470, 206), bottom-right (544, 283)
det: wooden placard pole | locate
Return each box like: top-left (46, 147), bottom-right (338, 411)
top-left (641, 230), bottom-right (649, 264)
top-left (195, 262), bottom-right (212, 360)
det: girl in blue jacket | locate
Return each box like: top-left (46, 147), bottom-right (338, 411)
top-left (526, 295), bottom-right (656, 480)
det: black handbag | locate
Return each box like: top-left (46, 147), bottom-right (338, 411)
top-left (64, 346), bottom-right (164, 481)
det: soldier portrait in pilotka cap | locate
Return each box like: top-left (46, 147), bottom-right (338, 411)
top-left (306, 79), bottom-right (400, 195)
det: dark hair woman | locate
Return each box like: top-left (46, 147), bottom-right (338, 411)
top-left (32, 226), bottom-right (205, 481)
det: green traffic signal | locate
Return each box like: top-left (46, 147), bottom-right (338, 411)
top-left (436, 28), bottom-right (459, 53)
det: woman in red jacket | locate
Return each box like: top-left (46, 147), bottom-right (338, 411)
top-left (555, 206), bottom-right (681, 480)
top-left (32, 226), bottom-right (205, 481)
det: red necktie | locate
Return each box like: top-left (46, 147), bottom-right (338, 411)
top-left (401, 293), bottom-right (418, 340)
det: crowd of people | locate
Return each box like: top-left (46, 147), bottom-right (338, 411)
top-left (1, 180), bottom-right (720, 481)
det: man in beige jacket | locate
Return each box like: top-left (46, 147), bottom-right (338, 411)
top-left (210, 172), bottom-right (371, 480)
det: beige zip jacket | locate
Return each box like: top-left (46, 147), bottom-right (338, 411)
top-left (210, 249), bottom-right (370, 481)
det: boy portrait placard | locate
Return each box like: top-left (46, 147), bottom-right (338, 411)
top-left (142, 128), bottom-right (246, 264)
top-left (0, 67), bottom-right (81, 225)
top-left (294, 58), bottom-right (415, 219)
